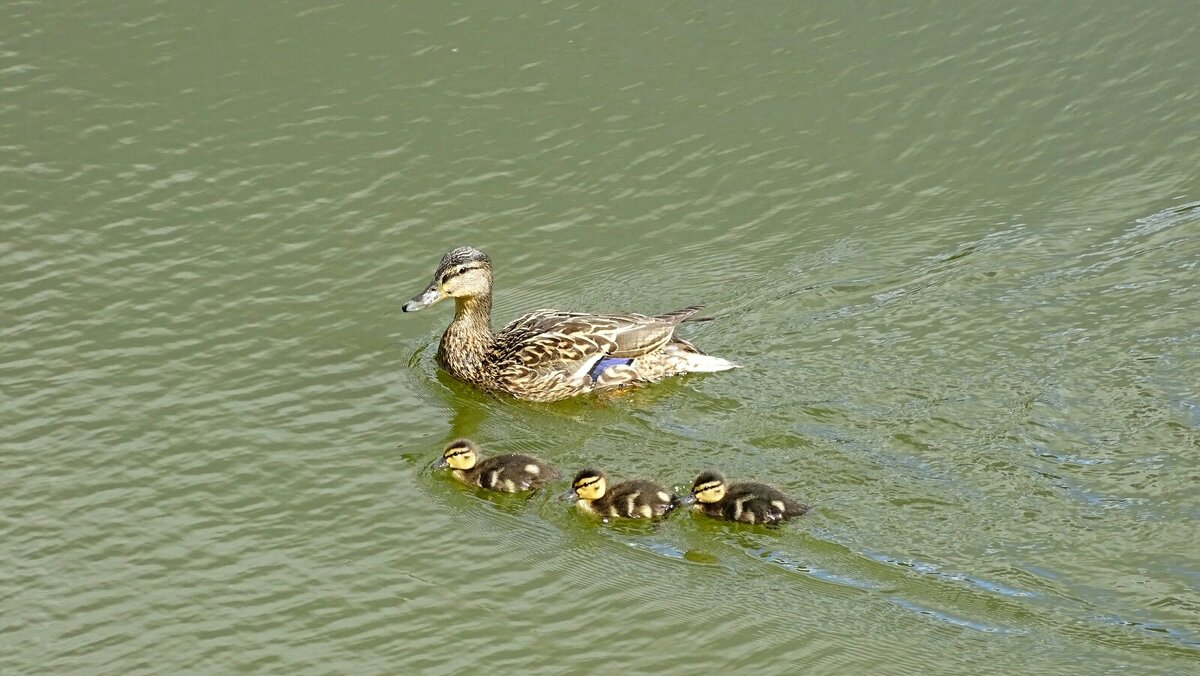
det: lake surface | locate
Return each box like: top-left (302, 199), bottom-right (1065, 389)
top-left (3, 2), bottom-right (1199, 673)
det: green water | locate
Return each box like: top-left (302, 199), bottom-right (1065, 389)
top-left (3, 2), bottom-right (1199, 673)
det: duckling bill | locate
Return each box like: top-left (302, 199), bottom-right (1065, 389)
top-left (562, 468), bottom-right (679, 519)
top-left (434, 438), bottom-right (557, 493)
top-left (682, 471), bottom-right (807, 525)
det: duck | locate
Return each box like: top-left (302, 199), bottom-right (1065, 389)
top-left (561, 468), bottom-right (679, 519)
top-left (681, 471), bottom-right (808, 525)
top-left (433, 438), bottom-right (558, 493)
top-left (401, 246), bottom-right (737, 402)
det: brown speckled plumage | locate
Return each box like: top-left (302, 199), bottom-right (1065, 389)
top-left (403, 246), bottom-right (737, 402)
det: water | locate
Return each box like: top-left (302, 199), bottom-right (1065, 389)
top-left (3, 2), bottom-right (1199, 673)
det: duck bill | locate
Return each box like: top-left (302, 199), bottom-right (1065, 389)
top-left (678, 494), bottom-right (697, 507)
top-left (402, 281), bottom-right (444, 312)
top-left (431, 456), bottom-right (448, 469)
top-left (558, 488), bottom-right (579, 503)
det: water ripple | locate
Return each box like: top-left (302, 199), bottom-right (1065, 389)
top-left (4, 1), bottom-right (1200, 672)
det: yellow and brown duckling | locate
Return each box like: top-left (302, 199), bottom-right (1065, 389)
top-left (561, 468), bottom-right (679, 519)
top-left (681, 471), bottom-right (808, 525)
top-left (434, 438), bottom-right (558, 493)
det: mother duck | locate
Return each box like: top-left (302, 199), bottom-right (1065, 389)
top-left (402, 246), bottom-right (737, 402)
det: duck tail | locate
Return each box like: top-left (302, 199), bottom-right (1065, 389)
top-left (668, 494), bottom-right (684, 513)
top-left (655, 305), bottom-right (707, 323)
top-left (678, 353), bottom-right (739, 372)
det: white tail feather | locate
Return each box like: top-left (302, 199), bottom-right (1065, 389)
top-left (678, 353), bottom-right (739, 373)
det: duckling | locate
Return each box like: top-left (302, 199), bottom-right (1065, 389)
top-left (434, 438), bottom-right (557, 493)
top-left (561, 468), bottom-right (679, 519)
top-left (681, 471), bottom-right (808, 525)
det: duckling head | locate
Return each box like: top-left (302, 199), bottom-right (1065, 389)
top-left (684, 470), bottom-right (727, 505)
top-left (403, 246), bottom-right (493, 312)
top-left (435, 438), bottom-right (480, 470)
top-left (560, 468), bottom-right (608, 503)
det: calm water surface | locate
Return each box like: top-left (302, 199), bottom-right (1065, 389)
top-left (3, 2), bottom-right (1199, 673)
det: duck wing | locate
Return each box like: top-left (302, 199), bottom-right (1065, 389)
top-left (490, 308), bottom-right (698, 386)
top-left (496, 308), bottom-right (694, 359)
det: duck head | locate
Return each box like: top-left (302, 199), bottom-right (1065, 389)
top-left (403, 246), bottom-right (493, 312)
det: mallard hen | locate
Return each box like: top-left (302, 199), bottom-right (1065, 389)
top-left (402, 246), bottom-right (737, 402)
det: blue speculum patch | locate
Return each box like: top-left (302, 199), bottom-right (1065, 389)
top-left (588, 357), bottom-right (633, 381)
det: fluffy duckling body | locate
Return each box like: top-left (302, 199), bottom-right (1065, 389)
top-left (683, 471), bottom-right (808, 525)
top-left (563, 469), bottom-right (679, 519)
top-left (435, 439), bottom-right (557, 493)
